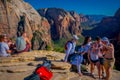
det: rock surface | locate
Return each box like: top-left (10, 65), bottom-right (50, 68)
top-left (0, 0), bottom-right (51, 49)
top-left (0, 50), bottom-right (120, 80)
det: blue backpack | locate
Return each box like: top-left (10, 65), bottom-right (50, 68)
top-left (68, 53), bottom-right (83, 65)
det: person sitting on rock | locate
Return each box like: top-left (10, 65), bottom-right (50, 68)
top-left (3, 35), bottom-right (16, 54)
top-left (0, 35), bottom-right (11, 57)
top-left (64, 35), bottom-right (79, 62)
top-left (16, 32), bottom-right (31, 53)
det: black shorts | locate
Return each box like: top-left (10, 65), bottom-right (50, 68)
top-left (99, 57), bottom-right (104, 65)
top-left (83, 53), bottom-right (89, 65)
top-left (90, 59), bottom-right (99, 64)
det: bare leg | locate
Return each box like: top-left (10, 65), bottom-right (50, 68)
top-left (90, 63), bottom-right (95, 74)
top-left (105, 67), bottom-right (112, 80)
top-left (96, 62), bottom-right (101, 79)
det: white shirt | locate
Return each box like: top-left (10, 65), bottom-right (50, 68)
top-left (0, 42), bottom-right (10, 57)
top-left (64, 41), bottom-right (76, 62)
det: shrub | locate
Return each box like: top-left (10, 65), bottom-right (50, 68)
top-left (52, 36), bottom-right (84, 53)
top-left (46, 44), bottom-right (52, 51)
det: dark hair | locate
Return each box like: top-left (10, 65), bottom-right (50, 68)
top-left (83, 36), bottom-right (91, 45)
top-left (21, 31), bottom-right (26, 36)
top-left (95, 36), bottom-right (101, 41)
top-left (0, 35), bottom-right (4, 42)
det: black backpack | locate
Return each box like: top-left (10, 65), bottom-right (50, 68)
top-left (24, 73), bottom-right (40, 80)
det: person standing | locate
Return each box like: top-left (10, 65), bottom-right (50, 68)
top-left (64, 35), bottom-right (79, 62)
top-left (95, 37), bottom-right (106, 79)
top-left (102, 37), bottom-right (115, 80)
top-left (88, 42), bottom-right (101, 79)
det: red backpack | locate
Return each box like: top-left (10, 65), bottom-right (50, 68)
top-left (36, 66), bottom-right (53, 80)
top-left (64, 41), bottom-right (73, 50)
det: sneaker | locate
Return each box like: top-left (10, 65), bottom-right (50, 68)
top-left (102, 72), bottom-right (106, 79)
top-left (78, 73), bottom-right (83, 77)
top-left (90, 73), bottom-right (96, 79)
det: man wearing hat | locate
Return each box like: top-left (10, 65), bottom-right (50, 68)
top-left (64, 35), bottom-right (79, 62)
top-left (102, 37), bottom-right (115, 80)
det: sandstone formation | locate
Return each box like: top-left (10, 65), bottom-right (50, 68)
top-left (38, 8), bottom-right (82, 40)
top-left (0, 50), bottom-right (120, 80)
top-left (0, 0), bottom-right (51, 49)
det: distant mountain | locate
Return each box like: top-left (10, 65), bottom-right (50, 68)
top-left (38, 8), bottom-right (82, 40)
top-left (82, 8), bottom-right (120, 39)
top-left (85, 15), bottom-right (106, 24)
top-left (80, 14), bottom-right (107, 29)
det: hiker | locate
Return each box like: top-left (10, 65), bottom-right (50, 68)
top-left (3, 35), bottom-right (16, 53)
top-left (95, 36), bottom-right (106, 79)
top-left (64, 35), bottom-right (79, 62)
top-left (88, 42), bottom-right (101, 79)
top-left (72, 36), bottom-right (92, 76)
top-left (101, 37), bottom-right (115, 80)
top-left (82, 36), bottom-right (92, 65)
top-left (17, 13), bottom-right (26, 37)
top-left (0, 35), bottom-right (11, 57)
top-left (16, 32), bottom-right (31, 53)
top-left (7, 39), bottom-right (16, 54)
top-left (79, 36), bottom-right (92, 72)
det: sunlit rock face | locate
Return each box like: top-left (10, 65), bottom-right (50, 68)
top-left (0, 0), bottom-right (51, 50)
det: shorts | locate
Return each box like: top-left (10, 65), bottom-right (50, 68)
top-left (90, 59), bottom-right (99, 64)
top-left (99, 57), bottom-right (104, 65)
top-left (83, 53), bottom-right (89, 65)
top-left (104, 58), bottom-right (115, 69)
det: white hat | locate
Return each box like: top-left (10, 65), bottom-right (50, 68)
top-left (102, 37), bottom-right (109, 42)
top-left (73, 35), bottom-right (79, 40)
top-left (102, 37), bottom-right (110, 45)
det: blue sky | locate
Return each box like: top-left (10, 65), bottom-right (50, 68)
top-left (24, 0), bottom-right (120, 16)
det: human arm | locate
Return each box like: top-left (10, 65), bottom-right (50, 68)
top-left (25, 37), bottom-right (31, 48)
top-left (102, 43), bottom-right (113, 50)
top-left (88, 49), bottom-right (91, 63)
top-left (5, 43), bottom-right (11, 54)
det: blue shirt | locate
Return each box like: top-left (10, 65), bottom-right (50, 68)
top-left (16, 36), bottom-right (26, 51)
top-left (0, 42), bottom-right (10, 57)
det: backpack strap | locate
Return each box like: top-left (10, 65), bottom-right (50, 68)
top-left (68, 41), bottom-right (73, 50)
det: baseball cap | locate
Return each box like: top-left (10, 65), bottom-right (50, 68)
top-left (102, 37), bottom-right (109, 42)
top-left (73, 35), bottom-right (79, 40)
